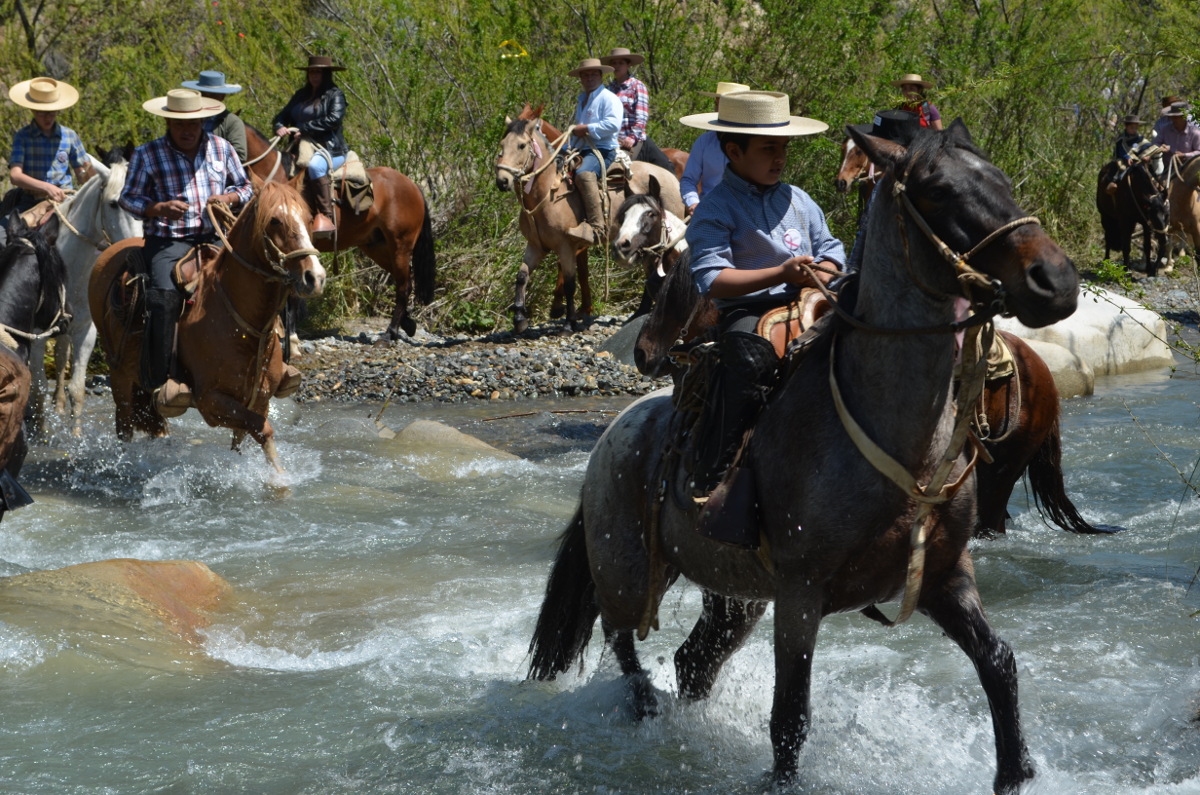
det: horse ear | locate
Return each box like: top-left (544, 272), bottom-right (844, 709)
top-left (40, 213), bottom-right (60, 247)
top-left (505, 115), bottom-right (512, 125)
top-left (249, 170), bottom-right (266, 192)
top-left (846, 124), bottom-right (905, 172)
top-left (946, 117), bottom-right (973, 145)
top-left (648, 174), bottom-right (661, 199)
top-left (288, 170), bottom-right (305, 193)
top-left (532, 103), bottom-right (544, 119)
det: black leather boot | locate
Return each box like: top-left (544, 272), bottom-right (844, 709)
top-left (690, 330), bottom-right (779, 498)
top-left (141, 288), bottom-right (190, 417)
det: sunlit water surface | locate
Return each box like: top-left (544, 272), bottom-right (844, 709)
top-left (1, 364), bottom-right (1199, 794)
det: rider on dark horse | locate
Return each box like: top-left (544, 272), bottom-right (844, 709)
top-left (681, 91), bottom-right (844, 506)
top-left (120, 88), bottom-right (254, 417)
top-left (272, 55), bottom-right (349, 240)
top-left (1104, 114), bottom-right (1158, 194)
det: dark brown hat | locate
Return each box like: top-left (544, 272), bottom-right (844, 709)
top-left (1122, 114), bottom-right (1146, 125)
top-left (298, 55), bottom-right (345, 72)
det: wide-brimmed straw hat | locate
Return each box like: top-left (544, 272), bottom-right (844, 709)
top-left (679, 91), bottom-right (828, 136)
top-left (297, 55), bottom-right (345, 72)
top-left (142, 88), bottom-right (225, 119)
top-left (891, 73), bottom-right (933, 89)
top-left (181, 71), bottom-right (243, 95)
top-left (848, 109), bottom-right (919, 143)
top-left (599, 47), bottom-right (644, 67)
top-left (700, 81), bottom-right (751, 98)
top-left (568, 58), bottom-right (614, 78)
top-left (8, 77), bottom-right (79, 111)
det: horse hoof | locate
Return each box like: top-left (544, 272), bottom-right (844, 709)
top-left (549, 305), bottom-right (565, 320)
top-left (400, 317), bottom-right (417, 337)
top-left (569, 317), bottom-right (588, 332)
top-left (628, 673), bottom-right (659, 721)
top-left (513, 314), bottom-right (529, 334)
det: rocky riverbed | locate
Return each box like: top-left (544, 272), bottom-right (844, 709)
top-left (294, 315), bottom-right (669, 405)
top-left (290, 268), bottom-right (1200, 406)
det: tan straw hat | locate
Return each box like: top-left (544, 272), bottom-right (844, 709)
top-left (700, 81), bottom-right (751, 98)
top-left (8, 77), bottom-right (79, 111)
top-left (891, 73), bottom-right (933, 89)
top-left (142, 88), bottom-right (225, 119)
top-left (599, 47), bottom-right (644, 66)
top-left (297, 55), bottom-right (345, 72)
top-left (568, 58), bottom-right (614, 77)
top-left (679, 91), bottom-right (828, 136)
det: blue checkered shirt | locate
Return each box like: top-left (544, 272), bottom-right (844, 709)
top-left (9, 121), bottom-right (88, 188)
top-left (687, 166), bottom-right (845, 308)
top-left (120, 131), bottom-right (253, 239)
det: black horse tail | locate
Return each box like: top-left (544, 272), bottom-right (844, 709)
top-left (413, 196), bottom-right (436, 306)
top-left (1028, 417), bottom-right (1124, 534)
top-left (527, 505), bottom-right (600, 680)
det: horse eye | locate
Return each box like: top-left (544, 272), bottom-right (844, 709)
top-left (518, 143), bottom-right (526, 150)
top-left (269, 217), bottom-right (282, 227)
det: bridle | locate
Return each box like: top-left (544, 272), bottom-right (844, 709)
top-left (208, 199), bottom-right (319, 290)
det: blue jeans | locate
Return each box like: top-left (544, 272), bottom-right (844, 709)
top-left (575, 148), bottom-right (615, 176)
top-left (307, 151), bottom-right (346, 179)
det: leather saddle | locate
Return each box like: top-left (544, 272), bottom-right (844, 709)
top-left (106, 243), bottom-right (221, 322)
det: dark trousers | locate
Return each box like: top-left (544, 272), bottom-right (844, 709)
top-left (633, 137), bottom-right (674, 173)
top-left (143, 235), bottom-right (209, 291)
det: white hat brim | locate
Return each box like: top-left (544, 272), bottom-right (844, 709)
top-left (678, 111), bottom-right (828, 136)
top-left (142, 96), bottom-right (225, 119)
top-left (9, 79), bottom-right (79, 111)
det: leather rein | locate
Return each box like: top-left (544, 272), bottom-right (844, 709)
top-left (824, 167), bottom-right (1040, 627)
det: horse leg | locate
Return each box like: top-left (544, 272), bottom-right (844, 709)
top-left (27, 338), bottom-right (48, 440)
top-left (66, 323), bottom-right (98, 438)
top-left (577, 249), bottom-right (592, 317)
top-left (556, 243), bottom-right (580, 332)
top-left (363, 239), bottom-right (416, 340)
top-left (1144, 223), bottom-right (1159, 277)
top-left (192, 391), bottom-right (282, 472)
top-left (922, 555), bottom-right (1034, 795)
top-left (550, 271), bottom-right (565, 320)
top-left (512, 245), bottom-right (544, 334)
top-left (604, 623), bottom-right (658, 719)
top-left (769, 588), bottom-right (822, 783)
top-left (50, 335), bottom-right (69, 415)
top-left (675, 591), bottom-right (767, 700)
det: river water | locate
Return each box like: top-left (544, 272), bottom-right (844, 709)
top-left (1, 359), bottom-right (1199, 794)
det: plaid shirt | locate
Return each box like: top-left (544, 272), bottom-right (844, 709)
top-left (9, 121), bottom-right (88, 188)
top-left (608, 76), bottom-right (649, 144)
top-left (120, 131), bottom-right (253, 239)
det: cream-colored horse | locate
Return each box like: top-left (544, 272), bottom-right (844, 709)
top-left (494, 106), bottom-right (684, 333)
top-left (1168, 160), bottom-right (1200, 268)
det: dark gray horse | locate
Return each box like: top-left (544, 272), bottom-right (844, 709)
top-left (528, 120), bottom-right (1081, 793)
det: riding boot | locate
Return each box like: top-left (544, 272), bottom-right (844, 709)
top-left (275, 364), bottom-right (302, 399)
top-left (310, 175), bottom-right (336, 239)
top-left (569, 170), bottom-right (607, 244)
top-left (141, 288), bottom-right (191, 417)
top-left (690, 331), bottom-right (779, 499)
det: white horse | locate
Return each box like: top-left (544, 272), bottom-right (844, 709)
top-left (31, 152), bottom-right (140, 437)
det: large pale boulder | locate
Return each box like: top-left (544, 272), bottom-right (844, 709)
top-left (1023, 338), bottom-right (1095, 398)
top-left (0, 559), bottom-right (230, 666)
top-left (598, 316), bottom-right (647, 366)
top-left (996, 287), bottom-right (1174, 376)
top-left (391, 419), bottom-right (518, 480)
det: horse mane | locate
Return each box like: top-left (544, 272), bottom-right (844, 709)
top-left (0, 220), bottom-right (68, 322)
top-left (241, 180), bottom-right (310, 247)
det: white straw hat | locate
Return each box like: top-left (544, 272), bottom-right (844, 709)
top-left (679, 91), bottom-right (827, 136)
top-left (142, 88), bottom-right (225, 119)
top-left (9, 77), bottom-right (79, 111)
top-left (700, 82), bottom-right (751, 98)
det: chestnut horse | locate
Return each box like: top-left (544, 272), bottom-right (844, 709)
top-left (242, 125), bottom-right (435, 340)
top-left (530, 120), bottom-right (1083, 792)
top-left (88, 180), bottom-right (326, 472)
top-left (631, 245), bottom-right (1116, 537)
top-left (495, 106), bottom-right (684, 333)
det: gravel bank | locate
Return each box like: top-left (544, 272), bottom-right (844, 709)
top-left (291, 269), bottom-right (1200, 406)
top-left (294, 315), bottom-right (669, 405)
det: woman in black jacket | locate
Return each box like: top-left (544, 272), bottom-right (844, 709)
top-left (272, 55), bottom-right (348, 238)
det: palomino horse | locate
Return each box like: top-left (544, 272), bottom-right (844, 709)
top-left (833, 133), bottom-right (879, 221)
top-left (495, 108), bottom-right (684, 332)
top-left (631, 245), bottom-right (1113, 537)
top-left (88, 180), bottom-right (326, 472)
top-left (519, 103), bottom-right (689, 181)
top-left (611, 182), bottom-right (688, 319)
top-left (242, 125), bottom-right (435, 340)
top-left (529, 120), bottom-right (1081, 791)
top-left (1096, 158), bottom-right (1168, 275)
top-left (0, 212), bottom-right (72, 516)
top-left (30, 149), bottom-right (140, 437)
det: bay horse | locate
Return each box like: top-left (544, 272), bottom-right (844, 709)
top-left (495, 107), bottom-right (684, 333)
top-left (242, 125), bottom-right (435, 340)
top-left (632, 242), bottom-right (1115, 537)
top-left (528, 119), bottom-right (1081, 792)
top-left (30, 149), bottom-right (141, 438)
top-left (88, 180), bottom-right (326, 472)
top-left (611, 181), bottom-right (688, 319)
top-left (1096, 158), bottom-right (1167, 275)
top-left (833, 133), bottom-right (879, 222)
top-left (0, 212), bottom-right (72, 516)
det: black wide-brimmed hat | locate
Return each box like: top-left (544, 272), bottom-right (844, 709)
top-left (848, 109), bottom-right (919, 143)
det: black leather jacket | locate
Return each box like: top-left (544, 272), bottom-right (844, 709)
top-left (272, 85), bottom-right (348, 157)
